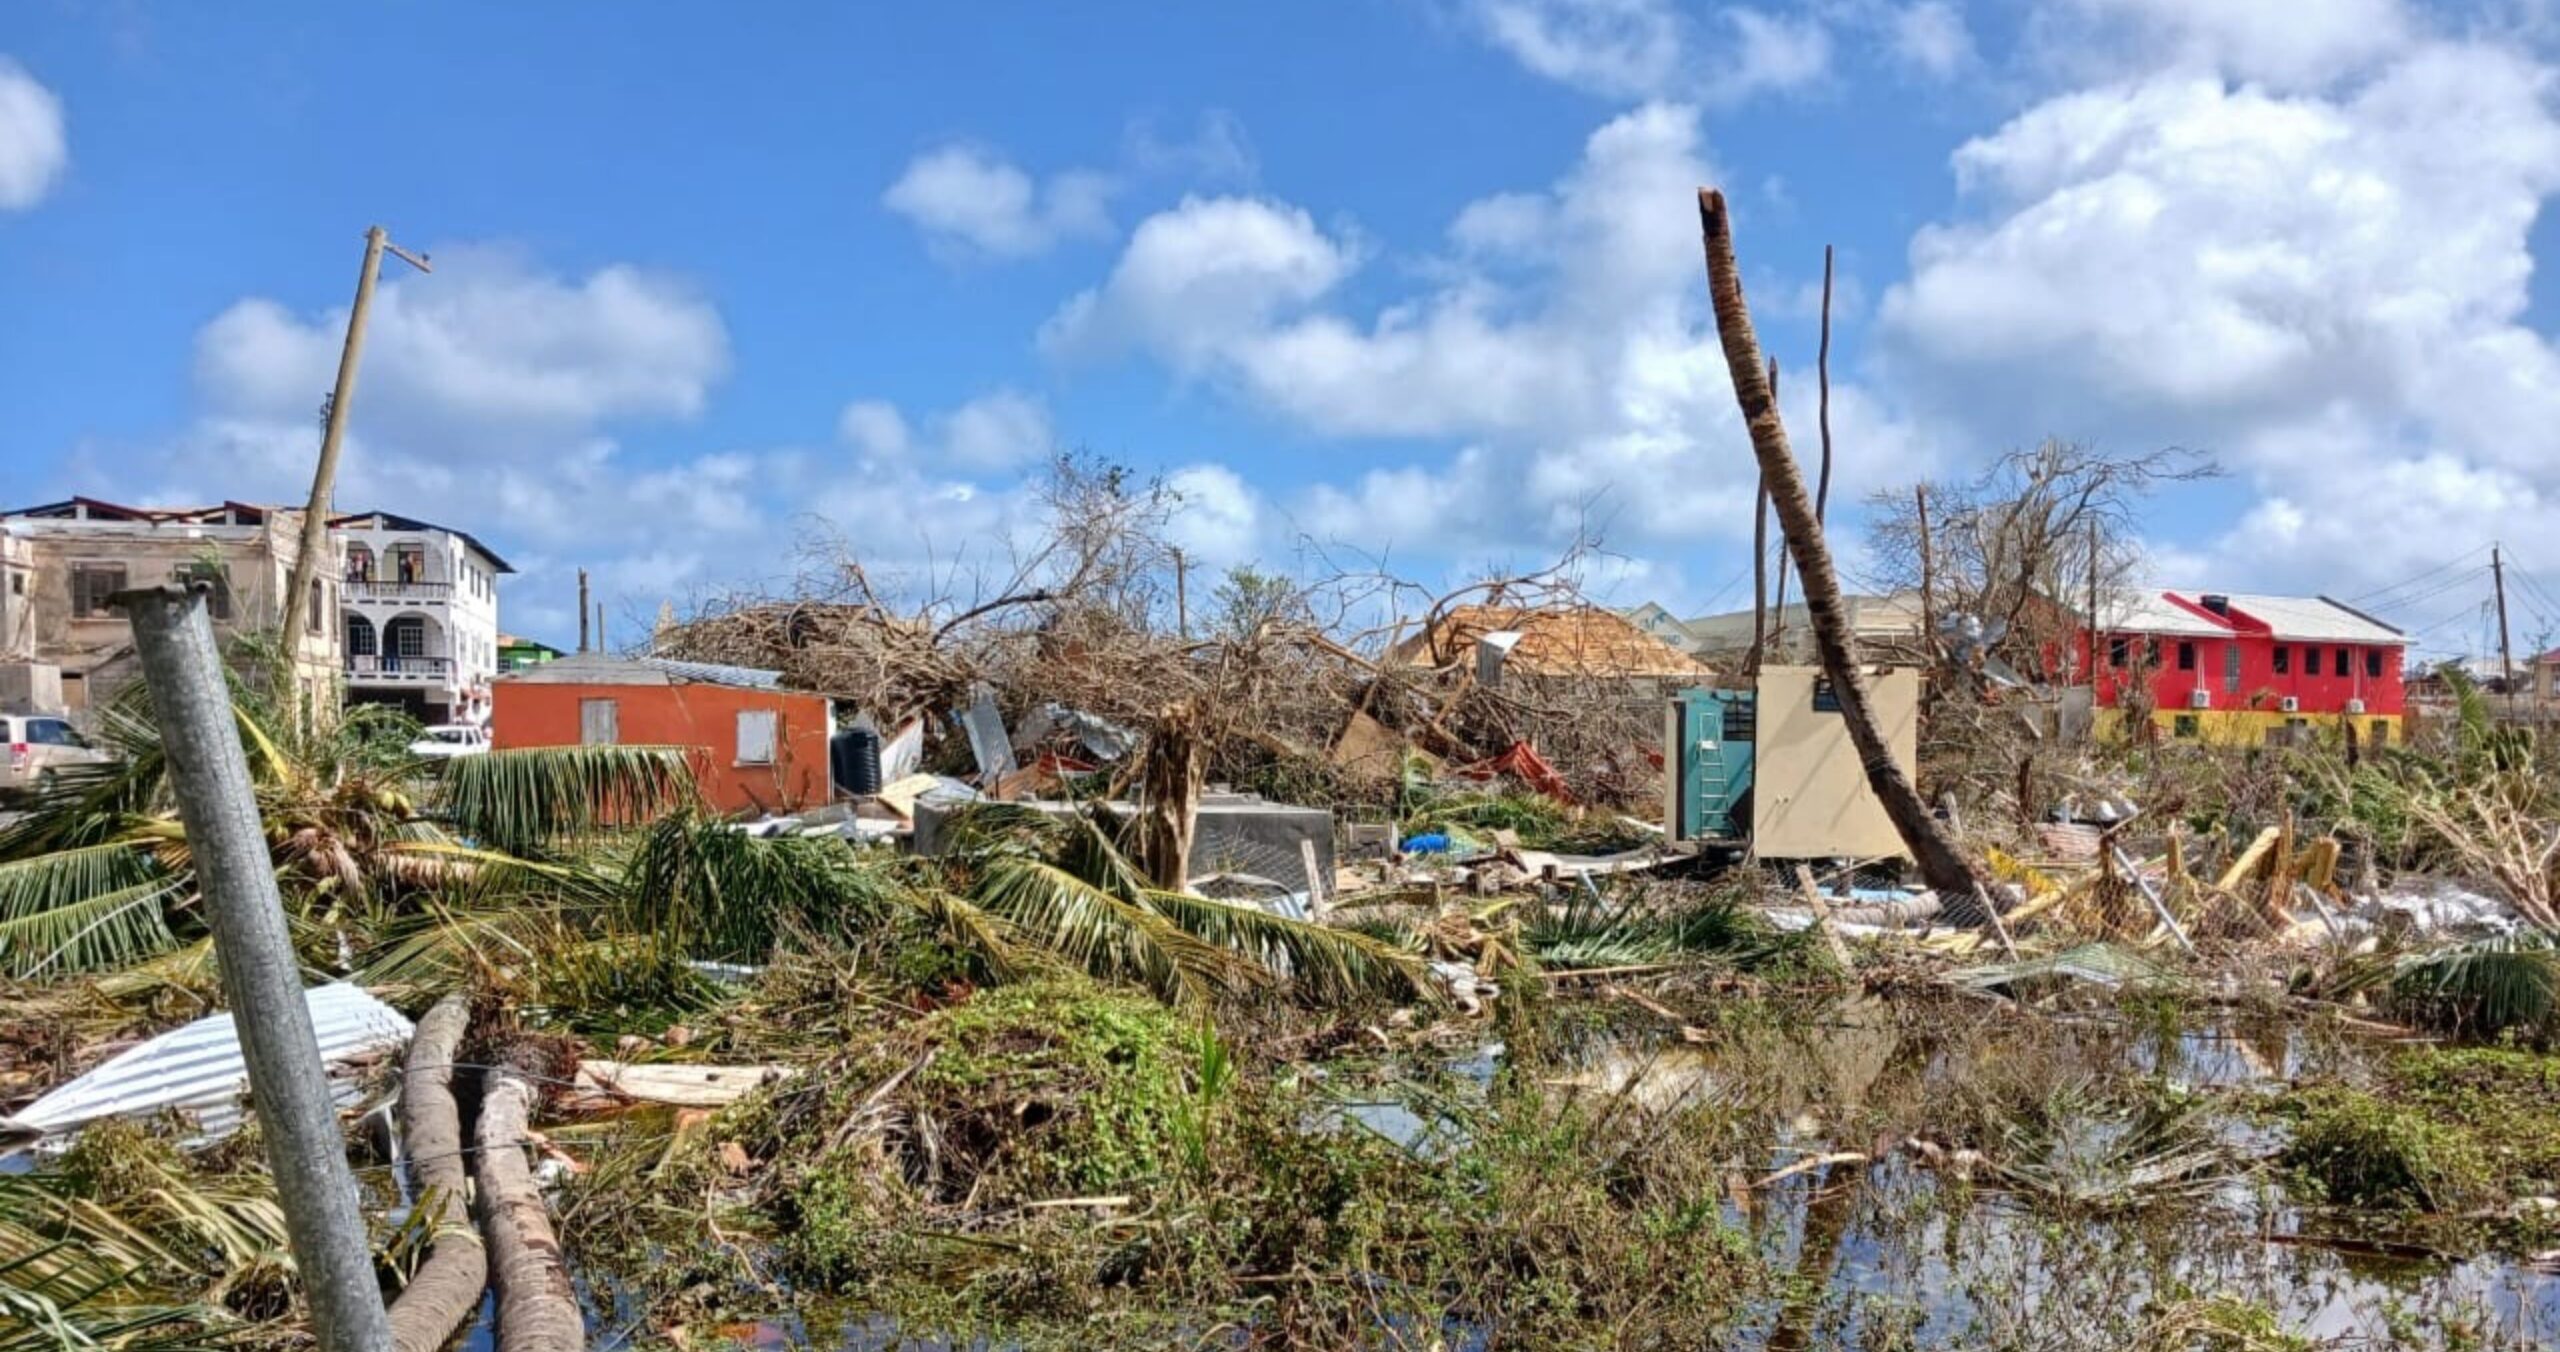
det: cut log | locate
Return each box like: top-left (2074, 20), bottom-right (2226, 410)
top-left (476, 1064), bottom-right (583, 1352)
top-left (388, 995), bottom-right (485, 1352)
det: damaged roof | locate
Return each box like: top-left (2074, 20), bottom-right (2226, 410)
top-left (1393, 604), bottom-right (1714, 680)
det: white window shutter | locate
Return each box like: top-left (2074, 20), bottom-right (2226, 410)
top-left (736, 709), bottom-right (778, 765)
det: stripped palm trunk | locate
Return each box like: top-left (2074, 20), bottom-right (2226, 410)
top-left (1132, 700), bottom-right (1210, 892)
top-left (475, 1060), bottom-right (582, 1352)
top-left (1695, 188), bottom-right (1984, 919)
top-left (388, 995), bottom-right (485, 1352)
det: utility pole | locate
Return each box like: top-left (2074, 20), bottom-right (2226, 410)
top-left (278, 226), bottom-right (431, 687)
top-left (2493, 543), bottom-right (2516, 712)
top-left (2087, 517), bottom-right (2101, 684)
top-left (1171, 547), bottom-right (1189, 640)
top-left (118, 585), bottom-right (392, 1352)
top-left (595, 602), bottom-right (607, 654)
top-left (1915, 484), bottom-right (1935, 659)
top-left (576, 570), bottom-right (591, 653)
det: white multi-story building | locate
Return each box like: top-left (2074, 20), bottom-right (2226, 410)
top-left (335, 511), bottom-right (512, 725)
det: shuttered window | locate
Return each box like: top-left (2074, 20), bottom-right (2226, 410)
top-left (736, 710), bottom-right (778, 766)
top-left (579, 698), bottom-right (619, 746)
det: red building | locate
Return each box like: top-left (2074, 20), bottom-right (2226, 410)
top-left (2082, 590), bottom-right (2406, 746)
top-left (492, 653), bottom-right (832, 813)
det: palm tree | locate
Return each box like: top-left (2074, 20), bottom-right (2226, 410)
top-left (1695, 188), bottom-right (1983, 916)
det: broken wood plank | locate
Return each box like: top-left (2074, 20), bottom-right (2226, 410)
top-left (569, 1060), bottom-right (795, 1109)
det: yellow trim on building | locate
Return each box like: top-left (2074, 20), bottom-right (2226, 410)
top-left (2096, 707), bottom-right (2403, 748)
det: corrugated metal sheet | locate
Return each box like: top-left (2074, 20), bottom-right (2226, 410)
top-left (640, 656), bottom-right (785, 689)
top-left (2, 983), bottom-right (412, 1151)
top-left (2213, 593), bottom-right (2404, 644)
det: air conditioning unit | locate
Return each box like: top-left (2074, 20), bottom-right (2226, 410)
top-left (2279, 696), bottom-right (2300, 713)
top-left (2187, 690), bottom-right (2212, 710)
top-left (2345, 698), bottom-right (2366, 715)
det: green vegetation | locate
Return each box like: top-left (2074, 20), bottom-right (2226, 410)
top-left (2278, 1043), bottom-right (2560, 1211)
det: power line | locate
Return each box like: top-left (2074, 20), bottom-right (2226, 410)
top-left (2346, 544), bottom-right (2495, 605)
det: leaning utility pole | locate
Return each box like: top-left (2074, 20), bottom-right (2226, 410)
top-left (1696, 187), bottom-right (1983, 918)
top-left (2493, 543), bottom-right (2516, 712)
top-left (277, 226), bottom-right (431, 687)
top-left (119, 585), bottom-right (392, 1352)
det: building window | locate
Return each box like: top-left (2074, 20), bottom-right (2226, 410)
top-left (2176, 641), bottom-right (2195, 671)
top-left (346, 544), bottom-right (374, 582)
top-left (580, 698), bottom-right (620, 746)
top-left (2107, 635), bottom-right (2129, 669)
top-left (9, 571), bottom-right (21, 595)
top-left (386, 615), bottom-right (428, 659)
top-left (2366, 649), bottom-right (2384, 680)
top-left (2222, 642), bottom-right (2241, 693)
top-left (2272, 646), bottom-right (2290, 675)
top-left (345, 613), bottom-right (376, 658)
top-left (2145, 637), bottom-right (2161, 667)
top-left (307, 579), bottom-right (324, 633)
top-left (2173, 714), bottom-right (2200, 738)
top-left (69, 563), bottom-right (126, 617)
top-left (2334, 647), bottom-right (2349, 678)
top-left (393, 545), bottom-right (426, 584)
top-left (735, 709), bottom-right (778, 766)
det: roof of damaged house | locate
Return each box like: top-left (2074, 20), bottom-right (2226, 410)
top-left (1393, 604), bottom-right (1714, 680)
top-left (2096, 590), bottom-right (2404, 645)
top-left (497, 650), bottom-right (790, 690)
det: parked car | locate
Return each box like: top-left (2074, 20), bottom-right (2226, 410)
top-left (3, 713), bottom-right (116, 800)
top-left (408, 724), bottom-right (492, 759)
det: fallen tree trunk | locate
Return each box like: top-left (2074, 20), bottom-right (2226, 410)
top-left (475, 1061), bottom-right (583, 1352)
top-left (1695, 187), bottom-right (1985, 921)
top-left (388, 995), bottom-right (485, 1352)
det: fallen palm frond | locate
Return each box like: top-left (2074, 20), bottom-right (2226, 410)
top-left (2389, 933), bottom-right (2559, 1041)
top-left (0, 1247), bottom-right (241, 1352)
top-left (0, 845), bottom-right (184, 978)
top-left (1525, 881), bottom-right (1811, 974)
top-left (622, 813), bottom-right (899, 960)
top-left (2400, 773), bottom-right (2560, 933)
top-left (971, 858), bottom-right (1255, 1006)
top-left (1971, 1077), bottom-right (2234, 1210)
top-left (1141, 888), bottom-right (1427, 1004)
top-left (438, 744), bottom-right (698, 856)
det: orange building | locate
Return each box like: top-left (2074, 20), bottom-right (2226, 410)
top-left (492, 653), bottom-right (832, 814)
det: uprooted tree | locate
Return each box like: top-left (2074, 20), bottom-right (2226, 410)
top-left (1696, 186), bottom-right (1984, 916)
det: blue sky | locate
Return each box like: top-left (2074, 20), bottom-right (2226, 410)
top-left (6, 1), bottom-right (2560, 658)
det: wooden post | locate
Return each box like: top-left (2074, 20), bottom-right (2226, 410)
top-left (577, 569), bottom-right (591, 653)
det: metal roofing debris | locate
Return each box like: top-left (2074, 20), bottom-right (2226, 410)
top-left (1, 983), bottom-right (413, 1152)
top-left (500, 651), bottom-right (789, 690)
top-left (1396, 605), bottom-right (1714, 680)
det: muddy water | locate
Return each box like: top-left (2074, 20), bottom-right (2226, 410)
top-left (1592, 998), bottom-right (2560, 1349)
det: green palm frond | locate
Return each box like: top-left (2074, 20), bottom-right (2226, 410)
top-left (903, 886), bottom-right (1031, 982)
top-left (1139, 888), bottom-right (1427, 1003)
top-left (932, 802), bottom-right (1072, 862)
top-left (2390, 934), bottom-right (2559, 1039)
top-left (623, 814), bottom-right (890, 960)
top-left (0, 846), bottom-right (182, 978)
top-left (438, 744), bottom-right (697, 854)
top-left (972, 858), bottom-right (1255, 1006)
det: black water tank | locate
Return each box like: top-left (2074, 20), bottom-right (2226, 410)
top-left (833, 727), bottom-right (883, 796)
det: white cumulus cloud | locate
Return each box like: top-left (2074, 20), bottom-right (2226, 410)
top-left (883, 143), bottom-right (1115, 260)
top-left (0, 57), bottom-right (67, 211)
top-left (1466, 0), bottom-right (1833, 103)
top-left (1879, 32), bottom-right (2560, 593)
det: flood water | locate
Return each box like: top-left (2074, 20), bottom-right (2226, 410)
top-left (548, 995), bottom-right (2560, 1349)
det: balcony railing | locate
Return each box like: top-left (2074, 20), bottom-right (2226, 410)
top-left (346, 579), bottom-right (453, 602)
top-left (346, 655), bottom-right (454, 681)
